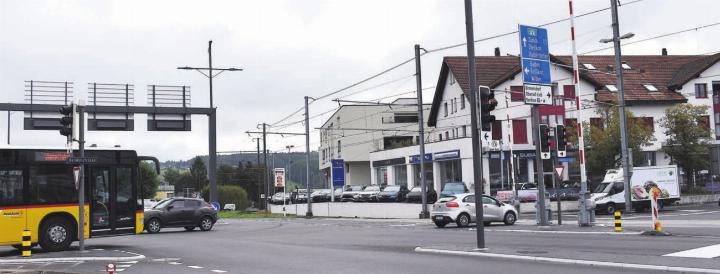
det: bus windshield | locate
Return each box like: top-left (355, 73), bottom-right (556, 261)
top-left (594, 182), bottom-right (612, 193)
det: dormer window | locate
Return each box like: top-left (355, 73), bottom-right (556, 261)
top-left (621, 63), bottom-right (632, 70)
top-left (605, 85), bottom-right (619, 92)
top-left (582, 63), bottom-right (596, 70)
top-left (643, 84), bottom-right (658, 92)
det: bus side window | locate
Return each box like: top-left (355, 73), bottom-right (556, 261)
top-left (29, 166), bottom-right (76, 204)
top-left (0, 169), bottom-right (23, 206)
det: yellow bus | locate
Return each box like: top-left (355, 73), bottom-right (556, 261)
top-left (0, 147), bottom-right (158, 251)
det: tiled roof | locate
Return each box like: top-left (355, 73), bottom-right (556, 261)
top-left (427, 54), bottom-right (720, 126)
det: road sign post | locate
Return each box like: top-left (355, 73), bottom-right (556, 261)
top-left (519, 24), bottom-right (552, 226)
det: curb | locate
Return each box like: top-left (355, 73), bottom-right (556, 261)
top-left (414, 247), bottom-right (720, 273)
top-left (0, 251), bottom-right (145, 264)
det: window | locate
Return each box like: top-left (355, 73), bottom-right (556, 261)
top-left (605, 85), bottom-right (618, 92)
top-left (337, 140), bottom-right (341, 154)
top-left (590, 118), bottom-right (605, 129)
top-left (0, 169), bottom-right (23, 206)
top-left (445, 131), bottom-right (449, 140)
top-left (463, 195), bottom-right (475, 203)
top-left (582, 63), bottom-right (596, 70)
top-left (169, 200), bottom-right (185, 209)
top-left (491, 120), bottom-right (502, 140)
top-left (438, 134), bottom-right (443, 141)
top-left (460, 94), bottom-right (466, 109)
top-left (643, 84), bottom-right (658, 92)
top-left (563, 85), bottom-right (575, 100)
top-left (453, 98), bottom-right (458, 113)
top-left (698, 115), bottom-right (710, 130)
top-left (444, 102), bottom-right (448, 117)
top-left (512, 120), bottom-right (528, 144)
top-left (185, 200), bottom-right (201, 208)
top-left (394, 114), bottom-right (419, 123)
top-left (29, 166), bottom-right (75, 204)
top-left (462, 125), bottom-right (467, 137)
top-left (621, 63), bottom-right (632, 70)
top-left (695, 83), bottom-right (708, 98)
top-left (510, 86), bottom-right (524, 101)
top-left (449, 73), bottom-right (456, 85)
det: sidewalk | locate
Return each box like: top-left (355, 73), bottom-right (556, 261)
top-left (0, 246), bottom-right (144, 264)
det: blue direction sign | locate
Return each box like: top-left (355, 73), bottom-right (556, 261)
top-left (519, 25), bottom-right (551, 85)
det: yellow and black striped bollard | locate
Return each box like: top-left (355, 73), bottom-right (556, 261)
top-left (22, 230), bottom-right (31, 257)
top-left (614, 211), bottom-right (622, 232)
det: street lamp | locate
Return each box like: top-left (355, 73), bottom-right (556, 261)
top-left (177, 40), bottom-right (243, 206)
top-left (601, 0), bottom-right (635, 213)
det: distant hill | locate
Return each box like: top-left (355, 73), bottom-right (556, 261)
top-left (161, 151), bottom-right (326, 188)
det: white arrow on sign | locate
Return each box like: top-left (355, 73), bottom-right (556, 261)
top-left (522, 37), bottom-right (527, 47)
top-left (524, 67), bottom-right (530, 75)
top-left (73, 166), bottom-right (81, 190)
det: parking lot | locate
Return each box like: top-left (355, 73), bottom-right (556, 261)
top-left (2, 203), bottom-right (720, 274)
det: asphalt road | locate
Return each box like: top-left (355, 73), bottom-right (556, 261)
top-left (1, 203), bottom-right (719, 274)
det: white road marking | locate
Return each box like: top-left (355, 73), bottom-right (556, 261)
top-left (124, 261), bottom-right (138, 264)
top-left (188, 265), bottom-right (204, 269)
top-left (168, 262), bottom-right (183, 265)
top-left (115, 269), bottom-right (125, 272)
top-left (116, 264), bottom-right (132, 268)
top-left (664, 244), bottom-right (720, 258)
top-left (416, 247), bottom-right (720, 273)
top-left (211, 270), bottom-right (228, 273)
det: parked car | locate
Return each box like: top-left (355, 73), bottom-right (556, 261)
top-left (354, 185), bottom-right (384, 202)
top-left (341, 185), bottom-right (365, 202)
top-left (311, 189), bottom-right (332, 202)
top-left (271, 192), bottom-right (292, 205)
top-left (430, 193), bottom-right (517, 228)
top-left (293, 189), bottom-right (309, 203)
top-left (333, 187), bottom-right (344, 201)
top-left (377, 185), bottom-right (410, 202)
top-left (406, 186), bottom-right (437, 203)
top-left (144, 198), bottom-right (218, 234)
top-left (440, 182), bottom-right (468, 198)
top-left (516, 182), bottom-right (539, 202)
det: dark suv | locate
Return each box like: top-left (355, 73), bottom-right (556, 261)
top-left (144, 198), bottom-right (218, 234)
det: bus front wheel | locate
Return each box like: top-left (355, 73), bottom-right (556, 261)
top-left (39, 217), bottom-right (75, 252)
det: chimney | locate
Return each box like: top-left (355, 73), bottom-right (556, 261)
top-left (661, 48), bottom-right (668, 56)
top-left (494, 47), bottom-right (501, 57)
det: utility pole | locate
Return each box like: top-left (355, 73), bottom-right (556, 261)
top-left (533, 108), bottom-right (549, 226)
top-left (263, 123), bottom-right (269, 211)
top-left (304, 96), bottom-right (313, 218)
top-left (610, 0), bottom-right (633, 213)
top-left (464, 0), bottom-right (486, 249)
top-left (414, 44), bottom-right (430, 219)
top-left (568, 0), bottom-right (592, 226)
top-left (178, 40), bottom-right (242, 205)
top-left (77, 103), bottom-right (86, 251)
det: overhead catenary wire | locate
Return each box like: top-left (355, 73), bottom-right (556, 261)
top-left (267, 0), bottom-right (648, 128)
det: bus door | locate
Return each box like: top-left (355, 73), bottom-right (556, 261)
top-left (89, 167), bottom-right (136, 237)
top-left (0, 168), bottom-right (25, 244)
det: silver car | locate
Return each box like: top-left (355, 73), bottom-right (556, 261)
top-left (430, 193), bottom-right (518, 228)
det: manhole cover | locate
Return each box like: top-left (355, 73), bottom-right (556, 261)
top-left (516, 250), bottom-right (549, 254)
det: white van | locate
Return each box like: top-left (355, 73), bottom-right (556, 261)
top-left (591, 165), bottom-right (680, 214)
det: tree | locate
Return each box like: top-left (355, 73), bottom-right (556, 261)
top-left (659, 104), bottom-right (713, 186)
top-left (217, 164), bottom-right (237, 185)
top-left (140, 162), bottom-right (160, 199)
top-left (585, 104), bottom-right (655, 178)
top-left (202, 185), bottom-right (250, 211)
top-left (162, 168), bottom-right (182, 186)
top-left (190, 157), bottom-right (209, 191)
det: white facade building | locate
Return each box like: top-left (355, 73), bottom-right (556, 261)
top-left (369, 51), bottom-right (720, 194)
top-left (318, 98), bottom-right (433, 187)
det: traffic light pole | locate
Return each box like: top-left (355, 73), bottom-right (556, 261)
top-left (77, 104), bottom-right (86, 252)
top-left (533, 106), bottom-right (549, 226)
top-left (463, 0), bottom-right (486, 249)
top-left (552, 145), bottom-right (562, 225)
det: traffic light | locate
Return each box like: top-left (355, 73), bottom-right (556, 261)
top-left (539, 124), bottom-right (551, 154)
top-left (556, 125), bottom-right (567, 157)
top-left (479, 86), bottom-right (497, 131)
top-left (59, 104), bottom-right (75, 141)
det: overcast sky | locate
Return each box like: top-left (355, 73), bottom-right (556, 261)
top-left (1, 0), bottom-right (718, 161)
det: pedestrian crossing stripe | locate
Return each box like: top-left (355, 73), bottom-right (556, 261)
top-left (663, 244), bottom-right (720, 258)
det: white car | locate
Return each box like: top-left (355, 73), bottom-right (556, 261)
top-left (430, 193), bottom-right (518, 228)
